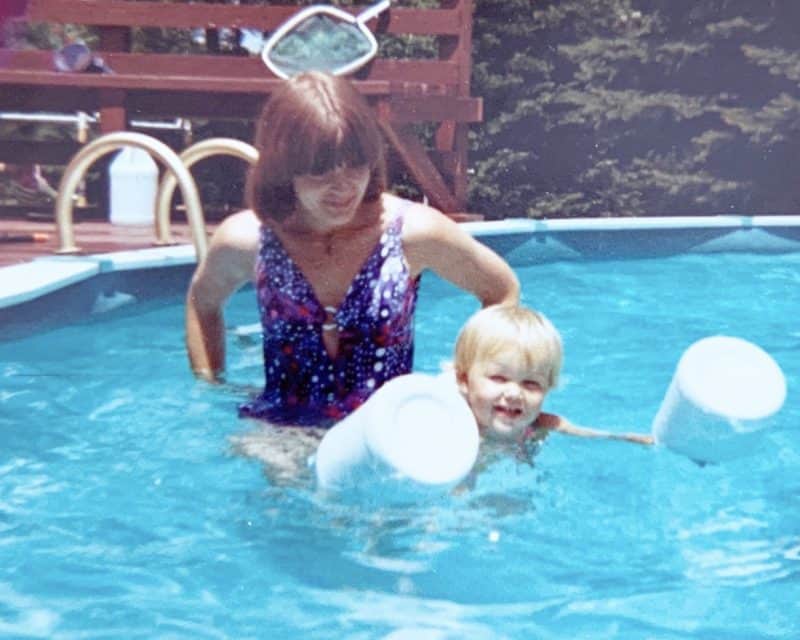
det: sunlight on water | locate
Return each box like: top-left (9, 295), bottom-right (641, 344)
top-left (0, 252), bottom-right (798, 638)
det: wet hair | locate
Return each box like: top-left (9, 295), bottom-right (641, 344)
top-left (246, 71), bottom-right (387, 223)
top-left (454, 305), bottom-right (563, 389)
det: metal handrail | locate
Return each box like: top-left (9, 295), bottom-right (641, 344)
top-left (54, 131), bottom-right (208, 259)
top-left (0, 112), bottom-right (190, 144)
top-left (154, 138), bottom-right (258, 246)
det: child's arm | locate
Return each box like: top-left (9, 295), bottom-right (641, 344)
top-left (535, 412), bottom-right (654, 446)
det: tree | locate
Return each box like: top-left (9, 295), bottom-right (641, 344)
top-left (469, 0), bottom-right (800, 217)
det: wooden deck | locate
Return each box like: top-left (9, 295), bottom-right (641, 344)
top-left (0, 210), bottom-right (482, 269)
top-left (0, 217), bottom-right (209, 268)
top-left (2, 0), bottom-right (481, 214)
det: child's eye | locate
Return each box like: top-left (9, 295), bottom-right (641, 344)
top-left (489, 375), bottom-right (507, 383)
top-left (523, 380), bottom-right (543, 391)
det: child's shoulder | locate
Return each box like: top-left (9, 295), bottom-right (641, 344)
top-left (524, 412), bottom-right (566, 443)
top-left (532, 412), bottom-right (563, 431)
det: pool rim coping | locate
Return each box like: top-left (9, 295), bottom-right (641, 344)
top-left (2, 214), bottom-right (800, 310)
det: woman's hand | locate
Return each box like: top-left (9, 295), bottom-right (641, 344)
top-left (401, 198), bottom-right (520, 307)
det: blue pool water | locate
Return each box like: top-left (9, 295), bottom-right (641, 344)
top-left (1, 252), bottom-right (798, 638)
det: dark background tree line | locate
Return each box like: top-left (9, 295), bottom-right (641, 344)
top-left (470, 0), bottom-right (800, 218)
top-left (3, 0), bottom-right (799, 219)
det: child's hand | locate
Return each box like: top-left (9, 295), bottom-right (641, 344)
top-left (616, 432), bottom-right (654, 446)
top-left (540, 414), bottom-right (654, 446)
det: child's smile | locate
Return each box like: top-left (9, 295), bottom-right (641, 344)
top-left (493, 404), bottom-right (524, 420)
top-left (457, 350), bottom-right (549, 442)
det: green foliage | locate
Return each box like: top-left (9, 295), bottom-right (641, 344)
top-left (12, 1), bottom-right (797, 217)
top-left (469, 0), bottom-right (800, 217)
top-left (133, 28), bottom-right (194, 54)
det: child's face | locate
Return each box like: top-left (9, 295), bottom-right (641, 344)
top-left (457, 349), bottom-right (549, 442)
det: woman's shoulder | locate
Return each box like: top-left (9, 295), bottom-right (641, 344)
top-left (201, 210), bottom-right (261, 284)
top-left (384, 194), bottom-right (455, 240)
top-left (211, 210), bottom-right (261, 252)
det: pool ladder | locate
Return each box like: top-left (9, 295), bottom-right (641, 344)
top-left (53, 132), bottom-right (259, 262)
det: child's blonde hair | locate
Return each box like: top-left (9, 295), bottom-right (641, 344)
top-left (454, 305), bottom-right (563, 389)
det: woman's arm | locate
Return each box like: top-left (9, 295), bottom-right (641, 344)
top-left (536, 412), bottom-right (654, 446)
top-left (401, 200), bottom-right (519, 307)
top-left (185, 211), bottom-right (260, 382)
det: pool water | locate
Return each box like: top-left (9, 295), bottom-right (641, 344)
top-left (1, 252), bottom-right (798, 638)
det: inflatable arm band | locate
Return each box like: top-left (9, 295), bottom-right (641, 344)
top-left (651, 336), bottom-right (786, 463)
top-left (314, 373), bottom-right (479, 491)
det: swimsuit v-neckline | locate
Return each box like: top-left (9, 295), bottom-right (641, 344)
top-left (261, 216), bottom-right (393, 325)
top-left (241, 207), bottom-right (418, 426)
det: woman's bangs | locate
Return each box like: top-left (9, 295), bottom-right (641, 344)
top-left (323, 135), bottom-right (370, 175)
top-left (293, 118), bottom-right (373, 176)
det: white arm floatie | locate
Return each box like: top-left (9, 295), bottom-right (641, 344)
top-left (652, 336), bottom-right (786, 463)
top-left (314, 373), bottom-right (479, 491)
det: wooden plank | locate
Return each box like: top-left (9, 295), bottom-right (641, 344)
top-left (98, 89), bottom-right (126, 132)
top-left (0, 219), bottom-right (214, 268)
top-left (0, 49), bottom-right (460, 86)
top-left (386, 95), bottom-right (482, 124)
top-left (434, 0), bottom-right (471, 202)
top-left (0, 49), bottom-right (55, 71)
top-left (374, 7), bottom-right (463, 36)
top-left (379, 120), bottom-right (459, 212)
top-left (435, 120), bottom-right (457, 151)
top-left (0, 73), bottom-right (477, 124)
top-left (105, 55), bottom-right (459, 88)
top-left (368, 60), bottom-right (459, 85)
top-left (438, 0), bottom-right (473, 96)
top-left (6, 0), bottom-right (479, 216)
top-left (27, 0), bottom-right (463, 36)
top-left (26, 0), bottom-right (297, 30)
top-left (429, 149), bottom-right (459, 174)
top-left (105, 52), bottom-right (274, 79)
top-left (450, 123), bottom-right (470, 204)
top-left (0, 68), bottom-right (392, 96)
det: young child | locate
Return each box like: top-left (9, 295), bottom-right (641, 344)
top-left (453, 304), bottom-right (653, 462)
top-left (237, 303), bottom-right (650, 487)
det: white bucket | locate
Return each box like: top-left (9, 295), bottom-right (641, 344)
top-left (651, 336), bottom-right (786, 463)
top-left (314, 373), bottom-right (479, 491)
top-left (108, 146), bottom-right (158, 225)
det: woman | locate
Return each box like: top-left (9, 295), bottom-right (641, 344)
top-left (186, 71), bottom-right (519, 427)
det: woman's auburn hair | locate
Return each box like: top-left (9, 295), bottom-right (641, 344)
top-left (246, 71), bottom-right (387, 223)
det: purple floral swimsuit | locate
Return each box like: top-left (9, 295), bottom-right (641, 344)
top-left (239, 212), bottom-right (419, 427)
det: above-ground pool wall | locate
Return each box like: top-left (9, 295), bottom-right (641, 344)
top-left (2, 216), bottom-right (799, 340)
top-left (470, 217), bottom-right (800, 265)
top-left (0, 264), bottom-right (195, 341)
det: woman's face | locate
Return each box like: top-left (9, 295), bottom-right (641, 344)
top-left (292, 165), bottom-right (370, 232)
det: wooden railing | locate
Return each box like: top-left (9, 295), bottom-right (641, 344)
top-left (0, 0), bottom-right (481, 213)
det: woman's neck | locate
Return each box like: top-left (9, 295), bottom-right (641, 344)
top-left (279, 199), bottom-right (385, 247)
